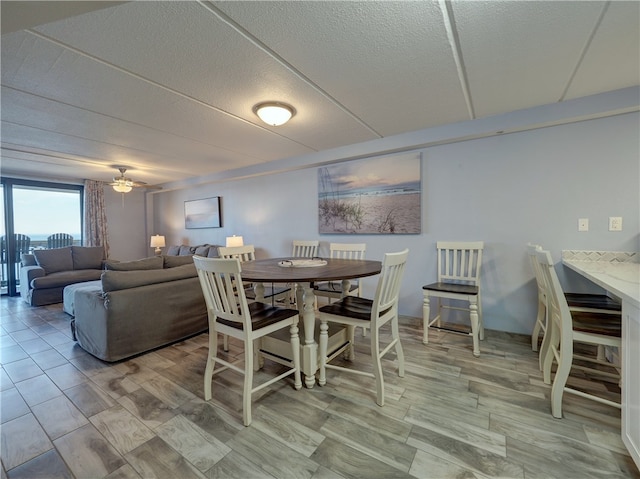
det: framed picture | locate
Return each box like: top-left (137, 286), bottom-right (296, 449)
top-left (185, 197), bottom-right (221, 229)
top-left (318, 152), bottom-right (421, 234)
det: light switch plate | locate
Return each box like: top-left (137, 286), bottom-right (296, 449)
top-left (578, 218), bottom-right (589, 231)
top-left (609, 216), bottom-right (623, 231)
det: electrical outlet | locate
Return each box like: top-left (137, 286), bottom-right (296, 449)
top-left (578, 218), bottom-right (589, 231)
top-left (609, 216), bottom-right (623, 231)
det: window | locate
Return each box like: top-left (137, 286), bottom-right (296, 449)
top-left (1, 178), bottom-right (83, 296)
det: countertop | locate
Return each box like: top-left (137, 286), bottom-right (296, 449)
top-left (562, 258), bottom-right (640, 308)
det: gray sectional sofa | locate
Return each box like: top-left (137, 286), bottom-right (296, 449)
top-left (70, 255), bottom-right (208, 362)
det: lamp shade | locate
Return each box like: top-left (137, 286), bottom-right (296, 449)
top-left (226, 235), bottom-right (244, 247)
top-left (113, 183), bottom-right (132, 193)
top-left (253, 102), bottom-right (295, 126)
top-left (150, 235), bottom-right (165, 254)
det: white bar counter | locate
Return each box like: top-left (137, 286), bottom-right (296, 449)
top-left (562, 250), bottom-right (640, 469)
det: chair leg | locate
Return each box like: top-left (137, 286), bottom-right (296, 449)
top-left (542, 329), bottom-right (559, 385)
top-left (531, 298), bottom-right (545, 351)
top-left (422, 293), bottom-right (430, 344)
top-left (370, 326), bottom-right (385, 406)
top-left (469, 298), bottom-right (480, 357)
top-left (347, 325), bottom-right (356, 360)
top-left (290, 322), bottom-right (302, 390)
top-left (243, 339), bottom-right (254, 426)
top-left (477, 297), bottom-right (485, 341)
top-left (318, 319), bottom-right (329, 386)
top-left (223, 334), bottom-right (229, 352)
top-left (204, 328), bottom-right (219, 401)
top-left (551, 343), bottom-right (573, 419)
top-left (391, 317), bottom-right (405, 377)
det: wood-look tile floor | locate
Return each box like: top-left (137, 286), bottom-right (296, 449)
top-left (1, 295), bottom-right (639, 479)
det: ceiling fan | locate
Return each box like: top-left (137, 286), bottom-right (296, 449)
top-left (108, 167), bottom-right (162, 193)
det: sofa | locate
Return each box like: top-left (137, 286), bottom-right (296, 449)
top-left (20, 246), bottom-right (106, 306)
top-left (70, 254), bottom-right (208, 362)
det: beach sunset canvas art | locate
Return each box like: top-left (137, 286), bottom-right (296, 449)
top-left (318, 152), bottom-right (421, 234)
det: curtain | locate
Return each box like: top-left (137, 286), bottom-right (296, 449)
top-left (84, 180), bottom-right (110, 258)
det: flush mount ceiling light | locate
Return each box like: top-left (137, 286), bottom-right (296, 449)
top-left (253, 102), bottom-right (296, 126)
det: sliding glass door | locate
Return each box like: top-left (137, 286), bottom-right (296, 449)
top-left (1, 178), bottom-right (83, 296)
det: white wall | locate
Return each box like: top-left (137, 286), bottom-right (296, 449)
top-left (148, 111), bottom-right (639, 335)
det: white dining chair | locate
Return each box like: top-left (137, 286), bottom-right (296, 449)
top-left (217, 245), bottom-right (291, 352)
top-left (313, 242), bottom-right (368, 334)
top-left (536, 249), bottom-right (621, 418)
top-left (318, 249), bottom-right (408, 406)
top-left (291, 240), bottom-right (319, 258)
top-left (193, 256), bottom-right (302, 426)
top-left (527, 243), bottom-right (621, 369)
top-left (422, 241), bottom-right (484, 357)
top-left (286, 240), bottom-right (320, 305)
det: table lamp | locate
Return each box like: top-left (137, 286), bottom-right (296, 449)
top-left (226, 235), bottom-right (244, 247)
top-left (150, 235), bottom-right (165, 255)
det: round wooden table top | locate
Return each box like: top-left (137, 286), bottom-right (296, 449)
top-left (239, 257), bottom-right (382, 283)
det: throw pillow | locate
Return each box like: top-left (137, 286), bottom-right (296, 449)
top-left (71, 246), bottom-right (104, 270)
top-left (207, 245), bottom-right (220, 258)
top-left (178, 245), bottom-right (194, 256)
top-left (166, 245), bottom-right (181, 256)
top-left (33, 247), bottom-right (73, 274)
top-left (21, 254), bottom-right (37, 267)
top-left (163, 255), bottom-right (195, 268)
top-left (194, 245), bottom-right (210, 256)
top-left (104, 256), bottom-right (164, 271)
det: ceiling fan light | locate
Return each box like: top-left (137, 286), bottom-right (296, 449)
top-left (253, 102), bottom-right (295, 126)
top-left (113, 183), bottom-right (132, 193)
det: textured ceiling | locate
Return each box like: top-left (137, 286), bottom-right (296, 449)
top-left (1, 1), bottom-right (638, 187)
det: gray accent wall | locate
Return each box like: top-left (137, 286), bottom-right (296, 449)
top-left (145, 110), bottom-right (639, 336)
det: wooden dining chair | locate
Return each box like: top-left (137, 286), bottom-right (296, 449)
top-left (193, 256), bottom-right (301, 426)
top-left (527, 243), bottom-right (621, 369)
top-left (318, 249), bottom-right (408, 406)
top-left (536, 249), bottom-right (621, 418)
top-left (422, 241), bottom-right (484, 357)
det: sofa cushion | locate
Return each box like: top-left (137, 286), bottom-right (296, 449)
top-left (72, 246), bottom-right (104, 270)
top-left (178, 245), bottom-right (194, 256)
top-left (31, 269), bottom-right (104, 289)
top-left (166, 245), bottom-right (181, 256)
top-left (207, 246), bottom-right (220, 258)
top-left (21, 253), bottom-right (37, 267)
top-left (33, 247), bottom-right (73, 274)
top-left (101, 263), bottom-right (197, 292)
top-left (104, 256), bottom-right (164, 271)
top-left (163, 255), bottom-right (194, 268)
top-left (194, 245), bottom-right (210, 256)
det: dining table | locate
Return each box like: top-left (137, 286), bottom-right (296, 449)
top-left (240, 257), bottom-right (382, 387)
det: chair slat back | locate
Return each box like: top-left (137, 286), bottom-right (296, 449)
top-left (193, 256), bottom-right (251, 329)
top-left (436, 241), bottom-right (483, 285)
top-left (292, 240), bottom-right (319, 258)
top-left (373, 249), bottom-right (409, 320)
top-left (218, 245), bottom-right (256, 263)
top-left (329, 243), bottom-right (366, 260)
top-left (1, 234), bottom-right (31, 262)
top-left (535, 249), bottom-right (572, 347)
top-left (526, 243), bottom-right (545, 296)
top-left (47, 233), bottom-right (73, 249)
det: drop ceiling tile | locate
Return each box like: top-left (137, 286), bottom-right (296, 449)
top-left (215, 1), bottom-right (471, 136)
top-left (566, 1), bottom-right (640, 100)
top-left (455, 0), bottom-right (606, 118)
